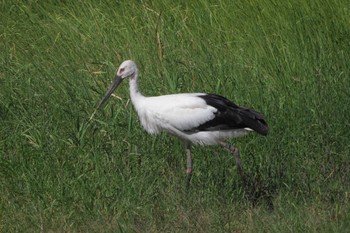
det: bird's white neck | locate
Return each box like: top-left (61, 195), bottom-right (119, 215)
top-left (129, 72), bottom-right (145, 106)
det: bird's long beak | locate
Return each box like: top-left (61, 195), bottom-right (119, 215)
top-left (97, 75), bottom-right (123, 109)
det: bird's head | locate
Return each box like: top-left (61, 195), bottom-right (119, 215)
top-left (116, 60), bottom-right (138, 80)
top-left (97, 60), bottom-right (138, 109)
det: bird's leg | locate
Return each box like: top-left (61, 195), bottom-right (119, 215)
top-left (186, 144), bottom-right (192, 190)
top-left (220, 142), bottom-right (246, 182)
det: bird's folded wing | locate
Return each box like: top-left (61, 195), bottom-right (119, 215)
top-left (145, 94), bottom-right (217, 132)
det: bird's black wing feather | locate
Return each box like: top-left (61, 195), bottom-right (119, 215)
top-left (189, 94), bottom-right (268, 135)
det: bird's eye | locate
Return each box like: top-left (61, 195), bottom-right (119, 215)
top-left (119, 68), bottom-right (125, 73)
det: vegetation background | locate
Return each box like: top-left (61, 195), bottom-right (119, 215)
top-left (1, 0), bottom-right (349, 232)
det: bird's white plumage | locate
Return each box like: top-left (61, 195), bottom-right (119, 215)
top-left (132, 93), bottom-right (216, 131)
top-left (128, 78), bottom-right (250, 145)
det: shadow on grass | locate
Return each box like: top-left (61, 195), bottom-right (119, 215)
top-left (240, 169), bottom-right (280, 211)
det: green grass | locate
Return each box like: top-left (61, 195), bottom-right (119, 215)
top-left (1, 0), bottom-right (350, 232)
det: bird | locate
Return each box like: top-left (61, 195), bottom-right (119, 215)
top-left (96, 60), bottom-right (268, 188)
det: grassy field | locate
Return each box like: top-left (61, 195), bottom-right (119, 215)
top-left (1, 0), bottom-right (349, 232)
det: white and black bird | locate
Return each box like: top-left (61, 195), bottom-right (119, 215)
top-left (96, 60), bottom-right (268, 188)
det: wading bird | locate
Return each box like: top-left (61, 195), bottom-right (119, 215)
top-left (96, 60), bottom-right (268, 188)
